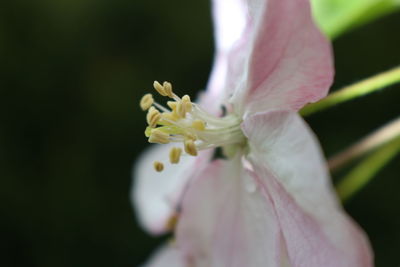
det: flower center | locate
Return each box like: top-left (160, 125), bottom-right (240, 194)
top-left (140, 81), bottom-right (245, 171)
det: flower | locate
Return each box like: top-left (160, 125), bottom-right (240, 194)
top-left (133, 0), bottom-right (373, 266)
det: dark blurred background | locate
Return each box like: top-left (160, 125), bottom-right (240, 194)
top-left (0, 1), bottom-right (399, 266)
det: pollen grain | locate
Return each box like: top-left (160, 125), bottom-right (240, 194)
top-left (169, 147), bottom-right (182, 164)
top-left (153, 161), bottom-right (164, 172)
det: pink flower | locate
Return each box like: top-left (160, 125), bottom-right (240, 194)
top-left (134, 0), bottom-right (373, 266)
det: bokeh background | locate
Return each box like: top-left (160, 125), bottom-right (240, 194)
top-left (0, 1), bottom-right (399, 266)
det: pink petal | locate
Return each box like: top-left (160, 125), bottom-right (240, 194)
top-left (242, 110), bottom-right (373, 266)
top-left (142, 245), bottom-right (185, 267)
top-left (176, 158), bottom-right (282, 267)
top-left (210, 0), bottom-right (333, 115)
top-left (254, 165), bottom-right (373, 266)
top-left (132, 144), bottom-right (212, 234)
top-left (243, 0), bottom-right (333, 114)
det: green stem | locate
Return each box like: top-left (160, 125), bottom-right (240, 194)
top-left (336, 136), bottom-right (400, 202)
top-left (329, 117), bottom-right (400, 171)
top-left (300, 66), bottom-right (400, 116)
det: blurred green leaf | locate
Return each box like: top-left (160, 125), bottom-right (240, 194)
top-left (311, 0), bottom-right (400, 39)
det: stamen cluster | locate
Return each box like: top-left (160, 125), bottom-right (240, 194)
top-left (139, 81), bottom-right (244, 172)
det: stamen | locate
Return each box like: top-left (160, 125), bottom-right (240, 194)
top-left (149, 129), bottom-right (170, 144)
top-left (161, 112), bottom-right (179, 122)
top-left (175, 95), bottom-right (193, 118)
top-left (152, 102), bottom-right (170, 113)
top-left (146, 107), bottom-right (161, 127)
top-left (144, 126), bottom-right (153, 137)
top-left (153, 161), bottom-right (164, 172)
top-left (169, 147), bottom-right (182, 164)
top-left (163, 81), bottom-right (174, 98)
top-left (192, 119), bottom-right (205, 131)
top-left (176, 102), bottom-right (186, 118)
top-left (182, 95), bottom-right (192, 113)
top-left (153, 81), bottom-right (167, 96)
top-left (167, 101), bottom-right (177, 110)
top-left (184, 132), bottom-right (197, 141)
top-left (184, 139), bottom-right (198, 156)
top-left (140, 93), bottom-right (154, 111)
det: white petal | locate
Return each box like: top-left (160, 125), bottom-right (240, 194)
top-left (200, 54), bottom-right (228, 116)
top-left (212, 0), bottom-right (248, 52)
top-left (242, 110), bottom-right (373, 265)
top-left (176, 158), bottom-right (281, 267)
top-left (132, 144), bottom-right (212, 234)
top-left (200, 0), bottom-right (248, 115)
top-left (206, 0), bottom-right (252, 112)
top-left (141, 244), bottom-right (185, 267)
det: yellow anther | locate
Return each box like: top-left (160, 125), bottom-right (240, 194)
top-left (167, 101), bottom-right (177, 110)
top-left (184, 132), bottom-right (197, 141)
top-left (146, 107), bottom-right (161, 127)
top-left (182, 95), bottom-right (192, 112)
top-left (169, 147), bottom-right (182, 164)
top-left (182, 95), bottom-right (191, 102)
top-left (192, 120), bottom-right (206, 131)
top-left (163, 81), bottom-right (174, 98)
top-left (153, 161), bottom-right (164, 172)
top-left (144, 126), bottom-right (153, 137)
top-left (176, 101), bottom-right (186, 118)
top-left (184, 139), bottom-right (197, 156)
top-left (185, 102), bottom-right (193, 113)
top-left (140, 93), bottom-right (154, 111)
top-left (153, 81), bottom-right (167, 96)
top-left (149, 129), bottom-right (170, 144)
top-left (162, 112), bottom-right (179, 122)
